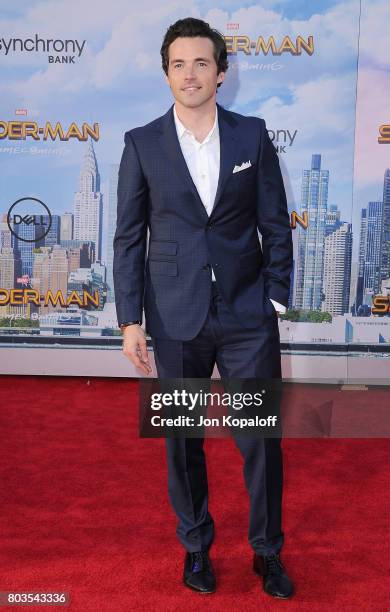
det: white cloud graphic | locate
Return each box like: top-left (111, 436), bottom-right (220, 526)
top-left (253, 73), bottom-right (356, 216)
top-left (0, 0), bottom-right (362, 221)
top-left (1, 0), bottom-right (359, 105)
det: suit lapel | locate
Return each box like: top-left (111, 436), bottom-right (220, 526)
top-left (159, 106), bottom-right (209, 223)
top-left (158, 103), bottom-right (238, 222)
top-left (210, 103), bottom-right (238, 219)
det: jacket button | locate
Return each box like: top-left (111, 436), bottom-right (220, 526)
top-left (202, 264), bottom-right (210, 270)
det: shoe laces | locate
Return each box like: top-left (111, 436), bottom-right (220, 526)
top-left (191, 551), bottom-right (206, 573)
top-left (265, 554), bottom-right (284, 575)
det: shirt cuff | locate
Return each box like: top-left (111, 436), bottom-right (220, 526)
top-left (269, 298), bottom-right (286, 314)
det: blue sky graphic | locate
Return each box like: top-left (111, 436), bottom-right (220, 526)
top-left (0, 0), bottom-right (364, 259)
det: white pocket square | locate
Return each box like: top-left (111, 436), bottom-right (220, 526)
top-left (232, 160), bottom-right (252, 174)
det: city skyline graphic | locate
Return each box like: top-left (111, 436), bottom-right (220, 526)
top-left (1, 138), bottom-right (390, 331)
top-left (1, 0), bottom-right (390, 362)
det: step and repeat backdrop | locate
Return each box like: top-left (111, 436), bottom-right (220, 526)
top-left (1, 0), bottom-right (389, 379)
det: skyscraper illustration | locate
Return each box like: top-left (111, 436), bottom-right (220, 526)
top-left (380, 168), bottom-right (390, 284)
top-left (288, 259), bottom-right (295, 310)
top-left (362, 201), bottom-right (383, 296)
top-left (60, 213), bottom-right (73, 241)
top-left (36, 215), bottom-right (60, 248)
top-left (322, 222), bottom-right (352, 315)
top-left (355, 208), bottom-right (368, 310)
top-left (12, 223), bottom-right (35, 277)
top-left (32, 246), bottom-right (68, 312)
top-left (73, 140), bottom-right (103, 262)
top-left (105, 164), bottom-right (119, 303)
top-left (294, 154), bottom-right (329, 310)
top-left (325, 204), bottom-right (341, 236)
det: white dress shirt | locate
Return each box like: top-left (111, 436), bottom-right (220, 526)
top-left (173, 104), bottom-right (285, 314)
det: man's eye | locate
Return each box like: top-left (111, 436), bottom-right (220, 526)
top-left (174, 64), bottom-right (182, 68)
top-left (198, 62), bottom-right (206, 67)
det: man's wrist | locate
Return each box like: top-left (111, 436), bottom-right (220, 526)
top-left (119, 321), bottom-right (142, 331)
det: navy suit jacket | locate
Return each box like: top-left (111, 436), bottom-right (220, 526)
top-left (113, 103), bottom-right (293, 340)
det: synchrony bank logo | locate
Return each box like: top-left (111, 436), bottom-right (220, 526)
top-left (0, 34), bottom-right (86, 63)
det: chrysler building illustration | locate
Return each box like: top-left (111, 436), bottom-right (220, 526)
top-left (73, 139), bottom-right (103, 261)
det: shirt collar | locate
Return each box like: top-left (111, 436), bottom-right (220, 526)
top-left (173, 104), bottom-right (218, 144)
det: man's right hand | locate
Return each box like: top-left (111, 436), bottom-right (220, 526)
top-left (122, 325), bottom-right (152, 375)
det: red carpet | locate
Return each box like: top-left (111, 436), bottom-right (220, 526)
top-left (0, 376), bottom-right (389, 611)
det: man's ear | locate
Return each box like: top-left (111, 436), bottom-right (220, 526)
top-left (217, 71), bottom-right (225, 86)
top-left (165, 74), bottom-right (171, 87)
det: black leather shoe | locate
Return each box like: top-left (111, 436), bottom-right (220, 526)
top-left (183, 551), bottom-right (216, 593)
top-left (253, 553), bottom-right (294, 598)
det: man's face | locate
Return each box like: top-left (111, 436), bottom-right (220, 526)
top-left (165, 36), bottom-right (225, 108)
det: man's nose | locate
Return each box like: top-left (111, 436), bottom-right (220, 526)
top-left (184, 66), bottom-right (196, 79)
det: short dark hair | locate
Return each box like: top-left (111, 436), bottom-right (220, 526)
top-left (160, 17), bottom-right (228, 87)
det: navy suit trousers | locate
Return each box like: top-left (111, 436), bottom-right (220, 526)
top-left (151, 281), bottom-right (284, 556)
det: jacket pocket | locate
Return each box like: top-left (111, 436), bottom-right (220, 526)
top-left (149, 260), bottom-right (178, 276)
top-left (233, 166), bottom-right (256, 181)
top-left (148, 240), bottom-right (177, 256)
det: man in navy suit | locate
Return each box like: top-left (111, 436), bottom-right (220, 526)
top-left (113, 17), bottom-right (293, 598)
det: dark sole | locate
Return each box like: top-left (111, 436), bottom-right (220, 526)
top-left (263, 591), bottom-right (292, 599)
top-left (183, 580), bottom-right (216, 594)
top-left (253, 567), bottom-right (293, 599)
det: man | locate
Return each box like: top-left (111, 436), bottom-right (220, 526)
top-left (113, 17), bottom-right (294, 599)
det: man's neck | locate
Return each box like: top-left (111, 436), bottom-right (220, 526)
top-left (174, 100), bottom-right (217, 143)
